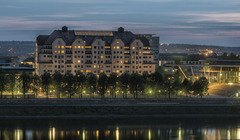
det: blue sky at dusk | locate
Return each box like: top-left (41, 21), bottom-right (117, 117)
top-left (0, 0), bottom-right (240, 46)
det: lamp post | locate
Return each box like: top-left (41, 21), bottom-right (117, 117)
top-left (168, 76), bottom-right (174, 99)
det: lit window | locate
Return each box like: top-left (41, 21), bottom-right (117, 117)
top-left (78, 60), bottom-right (80, 63)
top-left (113, 70), bottom-right (116, 72)
top-left (55, 46), bottom-right (57, 48)
top-left (58, 51), bottom-right (60, 54)
top-left (117, 46), bottom-right (119, 49)
top-left (78, 46), bottom-right (80, 48)
top-left (81, 46), bottom-right (84, 49)
top-left (74, 60), bottom-right (77, 63)
top-left (113, 46), bottom-right (116, 49)
top-left (101, 56), bottom-right (103, 59)
top-left (58, 46), bottom-right (60, 48)
top-left (94, 65), bottom-right (96, 68)
top-left (120, 61), bottom-right (123, 64)
top-left (54, 51), bottom-right (57, 53)
top-left (81, 70), bottom-right (84, 73)
top-left (116, 70), bottom-right (119, 73)
top-left (62, 46), bottom-right (64, 49)
top-left (74, 46), bottom-right (77, 48)
top-left (61, 51), bottom-right (64, 53)
top-left (117, 41), bottom-right (119, 43)
top-left (139, 52), bottom-right (142, 54)
top-left (101, 70), bottom-right (103, 73)
top-left (132, 46), bottom-right (135, 49)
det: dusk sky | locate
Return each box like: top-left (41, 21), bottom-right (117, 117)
top-left (1, 0), bottom-right (240, 46)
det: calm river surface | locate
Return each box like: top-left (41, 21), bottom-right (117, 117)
top-left (0, 117), bottom-right (240, 140)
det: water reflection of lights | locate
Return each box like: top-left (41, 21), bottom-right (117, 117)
top-left (14, 129), bottom-right (23, 140)
top-left (178, 128), bottom-right (182, 140)
top-left (148, 129), bottom-right (151, 140)
top-left (96, 130), bottom-right (99, 140)
top-left (83, 130), bottom-right (86, 140)
top-left (227, 129), bottom-right (230, 140)
top-left (237, 128), bottom-right (240, 139)
top-left (49, 127), bottom-right (55, 140)
top-left (116, 127), bottom-right (119, 140)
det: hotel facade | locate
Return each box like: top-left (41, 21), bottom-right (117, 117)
top-left (35, 26), bottom-right (156, 76)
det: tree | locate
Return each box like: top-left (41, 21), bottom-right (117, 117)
top-left (129, 73), bottom-right (143, 98)
top-left (108, 73), bottom-right (118, 98)
top-left (63, 72), bottom-right (75, 98)
top-left (150, 71), bottom-right (163, 97)
top-left (75, 72), bottom-right (86, 98)
top-left (8, 72), bottom-right (16, 98)
top-left (41, 72), bottom-right (52, 98)
top-left (193, 77), bottom-right (209, 98)
top-left (119, 72), bottom-right (130, 98)
top-left (0, 72), bottom-right (7, 98)
top-left (52, 71), bottom-right (63, 98)
top-left (181, 78), bottom-right (192, 97)
top-left (98, 73), bottom-right (108, 98)
top-left (86, 73), bottom-right (97, 98)
top-left (32, 74), bottom-right (40, 98)
top-left (19, 72), bottom-right (31, 98)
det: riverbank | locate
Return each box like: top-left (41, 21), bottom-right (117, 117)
top-left (0, 98), bottom-right (240, 117)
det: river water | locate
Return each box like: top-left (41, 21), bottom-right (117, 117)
top-left (0, 117), bottom-right (239, 140)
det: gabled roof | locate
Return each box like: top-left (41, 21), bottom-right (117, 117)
top-left (36, 28), bottom-right (150, 47)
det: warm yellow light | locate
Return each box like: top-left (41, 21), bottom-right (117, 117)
top-left (81, 46), bottom-right (84, 49)
top-left (228, 83), bottom-right (233, 85)
top-left (54, 46), bottom-right (57, 48)
top-left (74, 46), bottom-right (77, 48)
top-left (78, 60), bottom-right (81, 63)
top-left (101, 56), bottom-right (103, 59)
top-left (139, 52), bottom-right (142, 54)
top-left (78, 46), bottom-right (80, 48)
top-left (58, 46), bottom-right (60, 48)
top-left (94, 65), bottom-right (96, 68)
top-left (81, 70), bottom-right (84, 73)
top-left (117, 41), bottom-right (119, 43)
top-left (117, 46), bottom-right (119, 49)
top-left (54, 51), bottom-right (57, 53)
top-left (132, 46), bottom-right (135, 49)
top-left (58, 51), bottom-right (60, 54)
top-left (101, 70), bottom-right (103, 73)
top-left (113, 46), bottom-right (116, 49)
top-left (113, 70), bottom-right (116, 72)
top-left (120, 61), bottom-right (123, 64)
top-left (61, 51), bottom-right (64, 53)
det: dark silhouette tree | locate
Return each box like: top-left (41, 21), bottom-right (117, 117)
top-left (86, 72), bottom-right (97, 98)
top-left (119, 72), bottom-right (130, 98)
top-left (63, 72), bottom-right (75, 98)
top-left (19, 72), bottom-right (31, 98)
top-left (41, 72), bottom-right (52, 98)
top-left (130, 73), bottom-right (143, 98)
top-left (52, 71), bottom-right (63, 98)
top-left (98, 73), bottom-right (108, 98)
top-left (75, 72), bottom-right (86, 98)
top-left (193, 77), bottom-right (209, 98)
top-left (0, 72), bottom-right (7, 98)
top-left (108, 72), bottom-right (118, 98)
top-left (8, 72), bottom-right (16, 98)
top-left (32, 74), bottom-right (40, 98)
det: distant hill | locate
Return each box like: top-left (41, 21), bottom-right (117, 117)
top-left (0, 41), bottom-right (35, 58)
top-left (160, 44), bottom-right (240, 55)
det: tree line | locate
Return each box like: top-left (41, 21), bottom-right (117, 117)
top-left (0, 68), bottom-right (209, 99)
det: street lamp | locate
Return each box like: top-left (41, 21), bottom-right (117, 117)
top-left (236, 93), bottom-right (239, 97)
top-left (168, 76), bottom-right (174, 99)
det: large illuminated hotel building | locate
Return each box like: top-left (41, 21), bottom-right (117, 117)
top-left (35, 26), bottom-right (156, 76)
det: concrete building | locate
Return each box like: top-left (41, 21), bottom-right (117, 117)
top-left (35, 27), bottom-right (156, 76)
top-left (136, 34), bottom-right (160, 62)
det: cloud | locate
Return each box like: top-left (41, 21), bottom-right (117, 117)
top-left (186, 13), bottom-right (240, 23)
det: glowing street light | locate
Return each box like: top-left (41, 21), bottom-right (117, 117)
top-left (236, 93), bottom-right (239, 97)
